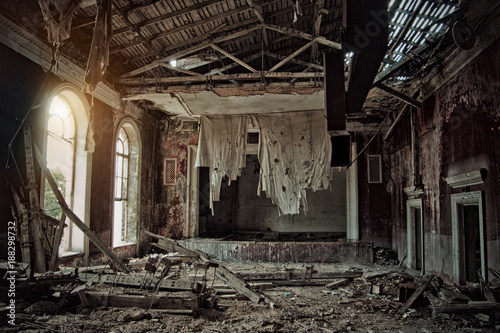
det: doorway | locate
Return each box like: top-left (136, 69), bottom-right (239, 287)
top-left (451, 191), bottom-right (486, 284)
top-left (406, 198), bottom-right (424, 272)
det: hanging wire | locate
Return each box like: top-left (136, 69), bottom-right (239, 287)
top-left (347, 109), bottom-right (393, 168)
top-left (6, 49), bottom-right (58, 193)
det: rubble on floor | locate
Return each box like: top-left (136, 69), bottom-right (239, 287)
top-left (1, 241), bottom-right (499, 332)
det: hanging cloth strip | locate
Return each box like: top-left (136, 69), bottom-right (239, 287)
top-left (84, 0), bottom-right (113, 93)
top-left (251, 110), bottom-right (332, 215)
top-left (196, 115), bottom-right (249, 212)
top-left (38, 0), bottom-right (82, 46)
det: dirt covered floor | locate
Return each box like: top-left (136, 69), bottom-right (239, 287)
top-left (2, 259), bottom-right (500, 333)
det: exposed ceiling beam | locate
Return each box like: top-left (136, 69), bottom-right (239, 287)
top-left (121, 81), bottom-right (322, 96)
top-left (246, 0), bottom-right (265, 23)
top-left (118, 71), bottom-right (324, 85)
top-left (264, 51), bottom-right (323, 71)
top-left (374, 83), bottom-right (421, 108)
top-left (149, 5), bottom-right (252, 43)
top-left (112, 3), bottom-right (160, 57)
top-left (263, 23), bottom-right (341, 49)
top-left (138, 0), bottom-right (225, 30)
top-left (120, 25), bottom-right (262, 77)
top-left (159, 63), bottom-right (203, 76)
top-left (268, 40), bottom-right (314, 72)
top-left (112, 0), bottom-right (225, 37)
top-left (206, 53), bottom-right (262, 75)
top-left (290, 66), bottom-right (313, 84)
top-left (311, 0), bottom-right (325, 62)
top-left (387, 0), bottom-right (426, 60)
top-left (210, 43), bottom-right (258, 73)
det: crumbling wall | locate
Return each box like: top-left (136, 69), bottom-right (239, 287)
top-left (354, 132), bottom-right (392, 248)
top-left (156, 127), bottom-right (198, 239)
top-left (388, 39), bottom-right (500, 280)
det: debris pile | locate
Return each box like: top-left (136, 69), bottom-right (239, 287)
top-left (2, 246), bottom-right (500, 332)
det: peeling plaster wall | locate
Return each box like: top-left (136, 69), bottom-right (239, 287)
top-left (354, 133), bottom-right (392, 248)
top-left (156, 129), bottom-right (198, 239)
top-left (388, 39), bottom-right (500, 280)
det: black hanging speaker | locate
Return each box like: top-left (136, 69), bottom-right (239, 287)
top-left (330, 131), bottom-right (351, 167)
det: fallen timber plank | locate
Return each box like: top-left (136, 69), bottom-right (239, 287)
top-left (85, 291), bottom-right (201, 311)
top-left (78, 273), bottom-right (197, 291)
top-left (397, 274), bottom-right (434, 315)
top-left (146, 231), bottom-right (271, 306)
top-left (33, 143), bottom-right (129, 272)
top-left (236, 271), bottom-right (363, 281)
top-left (272, 280), bottom-right (349, 287)
top-left (431, 301), bottom-right (500, 314)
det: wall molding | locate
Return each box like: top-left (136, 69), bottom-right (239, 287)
top-left (445, 169), bottom-right (486, 188)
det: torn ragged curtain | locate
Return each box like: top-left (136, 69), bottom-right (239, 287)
top-left (251, 110), bottom-right (332, 215)
top-left (38, 0), bottom-right (82, 46)
top-left (196, 115), bottom-right (248, 211)
top-left (84, 0), bottom-right (112, 93)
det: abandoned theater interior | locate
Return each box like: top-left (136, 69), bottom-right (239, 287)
top-left (0, 0), bottom-right (499, 331)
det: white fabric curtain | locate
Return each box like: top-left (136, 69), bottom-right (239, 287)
top-left (196, 115), bottom-right (249, 211)
top-left (251, 110), bottom-right (332, 215)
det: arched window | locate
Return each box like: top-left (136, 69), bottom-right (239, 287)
top-left (113, 120), bottom-right (141, 247)
top-left (44, 86), bottom-right (92, 254)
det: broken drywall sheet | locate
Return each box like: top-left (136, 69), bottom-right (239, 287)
top-left (251, 110), bottom-right (332, 215)
top-left (195, 115), bottom-right (248, 211)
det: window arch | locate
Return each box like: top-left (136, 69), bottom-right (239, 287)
top-left (113, 119), bottom-right (141, 247)
top-left (43, 85), bottom-right (92, 254)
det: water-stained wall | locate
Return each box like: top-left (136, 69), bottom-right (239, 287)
top-left (155, 126), bottom-right (198, 239)
top-left (388, 39), bottom-right (500, 281)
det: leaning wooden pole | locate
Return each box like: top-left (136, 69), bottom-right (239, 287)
top-left (23, 127), bottom-right (47, 273)
top-left (32, 140), bottom-right (129, 272)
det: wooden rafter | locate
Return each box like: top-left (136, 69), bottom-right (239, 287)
top-left (210, 43), bottom-right (258, 73)
top-left (263, 23), bottom-right (341, 49)
top-left (116, 21), bottom-right (230, 60)
top-left (374, 83), bottom-right (421, 108)
top-left (150, 5), bottom-right (252, 42)
top-left (387, 0), bottom-right (427, 60)
top-left (311, 0), bottom-right (325, 62)
top-left (206, 53), bottom-right (262, 75)
top-left (159, 63), bottom-right (203, 76)
top-left (112, 3), bottom-right (160, 57)
top-left (112, 0), bottom-right (225, 37)
top-left (264, 51), bottom-right (323, 71)
top-left (120, 25), bottom-right (262, 77)
top-left (268, 40), bottom-right (314, 72)
top-left (246, 0), bottom-right (265, 23)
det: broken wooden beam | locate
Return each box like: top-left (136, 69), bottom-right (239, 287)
top-left (236, 271), bottom-right (362, 281)
top-left (32, 142), bottom-right (129, 272)
top-left (147, 232), bottom-right (271, 306)
top-left (397, 275), bottom-right (434, 315)
top-left (431, 301), bottom-right (500, 314)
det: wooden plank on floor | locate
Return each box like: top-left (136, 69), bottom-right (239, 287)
top-left (85, 292), bottom-right (199, 310)
top-left (397, 274), bottom-right (434, 315)
top-left (236, 271), bottom-right (363, 281)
